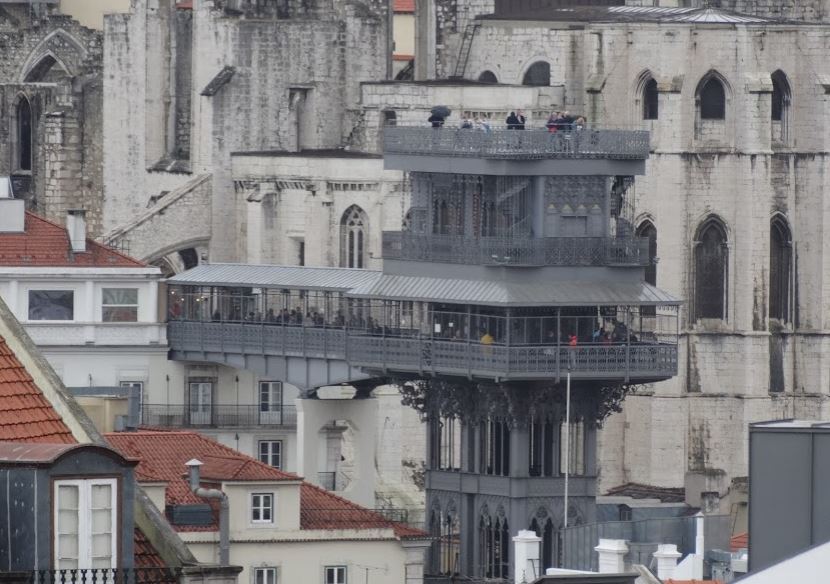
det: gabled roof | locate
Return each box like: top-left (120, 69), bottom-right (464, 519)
top-left (0, 212), bottom-right (146, 268)
top-left (0, 336), bottom-right (74, 443)
top-left (106, 429), bottom-right (427, 539)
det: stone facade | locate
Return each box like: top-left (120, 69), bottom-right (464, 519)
top-left (103, 0), bottom-right (390, 265)
top-left (417, 5), bottom-right (830, 496)
top-left (0, 4), bottom-right (104, 233)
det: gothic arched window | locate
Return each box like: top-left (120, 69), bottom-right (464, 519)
top-left (769, 216), bottom-right (792, 323)
top-left (478, 70), bottom-right (498, 84)
top-left (698, 74), bottom-right (726, 120)
top-left (643, 77), bottom-right (659, 120)
top-left (340, 205), bottom-right (368, 268)
top-left (694, 217), bottom-right (729, 321)
top-left (17, 97), bottom-right (32, 171)
top-left (530, 513), bottom-right (555, 571)
top-left (771, 70), bottom-right (792, 143)
top-left (636, 220), bottom-right (657, 287)
top-left (522, 61), bottom-right (551, 86)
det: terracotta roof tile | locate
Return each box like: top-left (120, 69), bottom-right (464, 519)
top-left (0, 212), bottom-right (145, 268)
top-left (0, 339), bottom-right (74, 444)
top-left (395, 0), bottom-right (414, 12)
top-left (134, 528), bottom-right (167, 568)
top-left (731, 531), bottom-right (748, 551)
top-left (106, 429), bottom-right (427, 539)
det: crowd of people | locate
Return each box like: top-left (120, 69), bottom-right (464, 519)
top-left (427, 109), bottom-right (588, 132)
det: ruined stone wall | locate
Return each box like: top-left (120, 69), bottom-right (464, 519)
top-left (230, 153), bottom-right (405, 268)
top-left (103, 0), bottom-right (388, 263)
top-left (0, 9), bottom-right (103, 232)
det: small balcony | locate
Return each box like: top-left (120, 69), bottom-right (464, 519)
top-left (382, 126), bottom-right (650, 161)
top-left (141, 403), bottom-right (297, 428)
top-left (382, 232), bottom-right (650, 267)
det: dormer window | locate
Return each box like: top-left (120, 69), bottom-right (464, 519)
top-left (251, 492), bottom-right (274, 523)
top-left (54, 478), bottom-right (118, 569)
top-left (28, 289), bottom-right (74, 320)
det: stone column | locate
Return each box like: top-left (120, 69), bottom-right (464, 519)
top-left (401, 539), bottom-right (430, 584)
top-left (653, 544), bottom-right (682, 580)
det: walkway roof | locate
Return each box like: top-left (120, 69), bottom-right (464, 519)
top-left (169, 264), bottom-right (680, 307)
top-left (167, 263), bottom-right (382, 291)
top-left (347, 274), bottom-right (680, 306)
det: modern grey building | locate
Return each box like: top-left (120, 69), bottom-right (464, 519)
top-left (749, 420), bottom-right (830, 573)
top-left (165, 124), bottom-right (680, 579)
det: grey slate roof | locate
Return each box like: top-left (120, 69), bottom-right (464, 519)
top-left (346, 274), bottom-right (680, 306)
top-left (167, 263), bottom-right (382, 291)
top-left (170, 264), bottom-right (680, 306)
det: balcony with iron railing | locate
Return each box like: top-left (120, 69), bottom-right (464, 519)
top-left (382, 125), bottom-right (650, 161)
top-left (141, 403), bottom-right (297, 428)
top-left (382, 231), bottom-right (651, 267)
top-left (168, 320), bottom-right (678, 383)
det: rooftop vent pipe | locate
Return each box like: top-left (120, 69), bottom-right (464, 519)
top-left (185, 459), bottom-right (229, 566)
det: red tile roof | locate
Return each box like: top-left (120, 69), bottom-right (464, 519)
top-left (106, 429), bottom-right (427, 539)
top-left (134, 528), bottom-right (167, 568)
top-left (0, 212), bottom-right (145, 267)
top-left (731, 531), bottom-right (748, 551)
top-left (395, 0), bottom-right (414, 12)
top-left (0, 338), bottom-right (74, 443)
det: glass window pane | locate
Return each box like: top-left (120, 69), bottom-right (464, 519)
top-left (28, 290), bottom-right (74, 320)
top-left (92, 533), bottom-right (112, 556)
top-left (103, 306), bottom-right (138, 322)
top-left (91, 484), bottom-right (112, 508)
top-left (58, 534), bottom-right (78, 558)
top-left (92, 508), bottom-right (112, 532)
top-left (58, 484), bottom-right (79, 509)
top-left (57, 558), bottom-right (78, 570)
top-left (103, 288), bottom-right (138, 305)
top-left (91, 557), bottom-right (112, 569)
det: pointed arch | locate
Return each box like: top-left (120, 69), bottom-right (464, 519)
top-left (771, 70), bottom-right (792, 144)
top-left (769, 214), bottom-right (793, 323)
top-left (694, 215), bottom-right (729, 321)
top-left (635, 70), bottom-right (659, 120)
top-left (340, 205), bottom-right (368, 268)
top-left (636, 219), bottom-right (657, 287)
top-left (19, 30), bottom-right (87, 83)
top-left (15, 95), bottom-right (33, 172)
top-left (696, 70), bottom-right (730, 120)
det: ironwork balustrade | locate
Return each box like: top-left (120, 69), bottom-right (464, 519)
top-left (382, 232), bottom-right (651, 266)
top-left (141, 403), bottom-right (297, 427)
top-left (168, 320), bottom-right (678, 381)
top-left (383, 126), bottom-right (650, 160)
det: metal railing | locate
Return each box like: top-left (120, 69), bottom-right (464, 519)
top-left (383, 126), bottom-right (650, 160)
top-left (168, 321), bottom-right (678, 382)
top-left (559, 514), bottom-right (732, 572)
top-left (317, 472), bottom-right (337, 491)
top-left (383, 232), bottom-right (650, 266)
top-left (141, 403), bottom-right (297, 427)
top-left (7, 569), bottom-right (181, 584)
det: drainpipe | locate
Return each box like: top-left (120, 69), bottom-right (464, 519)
top-left (186, 459), bottom-right (229, 566)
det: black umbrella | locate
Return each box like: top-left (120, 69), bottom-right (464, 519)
top-left (430, 105), bottom-right (451, 118)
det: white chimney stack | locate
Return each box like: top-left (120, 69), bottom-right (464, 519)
top-left (0, 178), bottom-right (24, 233)
top-left (595, 539), bottom-right (628, 573)
top-left (513, 529), bottom-right (542, 583)
top-left (66, 210), bottom-right (87, 253)
top-left (653, 544), bottom-right (682, 580)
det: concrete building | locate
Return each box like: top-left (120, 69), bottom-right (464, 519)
top-left (107, 429), bottom-right (429, 584)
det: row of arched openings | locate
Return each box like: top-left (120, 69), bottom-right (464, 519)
top-left (639, 69), bottom-right (791, 125)
top-left (640, 215), bottom-right (793, 324)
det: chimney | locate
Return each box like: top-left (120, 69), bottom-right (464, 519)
top-left (653, 544), bottom-right (682, 580)
top-left (0, 177), bottom-right (24, 233)
top-left (185, 458), bottom-right (203, 490)
top-left (513, 529), bottom-right (542, 583)
top-left (66, 210), bottom-right (87, 253)
top-left (595, 539), bottom-right (628, 573)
